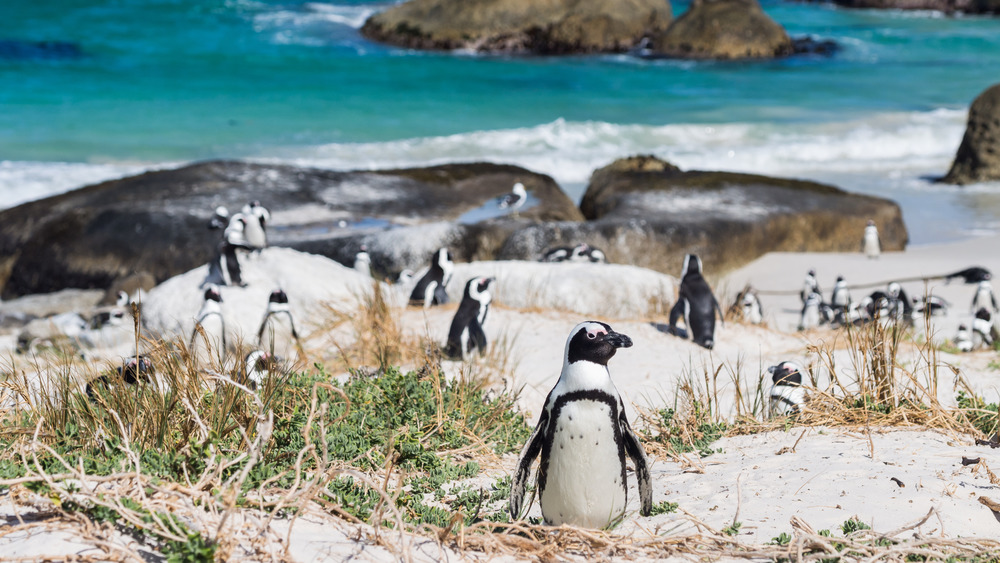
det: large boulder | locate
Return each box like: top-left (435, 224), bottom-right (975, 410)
top-left (360, 0), bottom-right (672, 54)
top-left (648, 0), bottom-right (792, 59)
top-left (0, 160), bottom-right (582, 298)
top-left (500, 155), bottom-right (908, 275)
top-left (941, 83), bottom-right (1000, 185)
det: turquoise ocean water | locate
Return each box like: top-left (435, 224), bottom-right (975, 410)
top-left (3, 0), bottom-right (1000, 244)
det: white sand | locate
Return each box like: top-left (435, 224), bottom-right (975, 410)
top-left (3, 237), bottom-right (1000, 559)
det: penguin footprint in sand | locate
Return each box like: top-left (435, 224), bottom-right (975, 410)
top-left (510, 321), bottom-right (652, 529)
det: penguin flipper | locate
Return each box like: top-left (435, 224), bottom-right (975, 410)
top-left (433, 284), bottom-right (449, 305)
top-left (509, 408), bottom-right (548, 520)
top-left (620, 410), bottom-right (652, 516)
top-left (468, 321), bottom-right (488, 356)
top-left (713, 296), bottom-right (725, 328)
top-left (668, 299), bottom-right (684, 332)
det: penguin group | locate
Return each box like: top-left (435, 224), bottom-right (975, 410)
top-left (540, 243), bottom-right (607, 264)
top-left (206, 200), bottom-right (270, 288)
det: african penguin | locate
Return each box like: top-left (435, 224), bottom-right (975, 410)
top-left (242, 350), bottom-right (279, 391)
top-left (945, 266), bottom-right (992, 284)
top-left (668, 254), bottom-right (723, 349)
top-left (86, 355), bottom-right (155, 400)
top-left (830, 276), bottom-right (851, 314)
top-left (586, 246), bottom-right (608, 263)
top-left (444, 277), bottom-right (495, 360)
top-left (972, 280), bottom-right (998, 314)
top-left (886, 282), bottom-right (913, 321)
top-left (498, 182), bottom-right (526, 217)
top-left (862, 220), bottom-right (880, 259)
top-left (241, 200), bottom-right (269, 251)
top-left (972, 308), bottom-right (998, 349)
top-left (955, 324), bottom-right (973, 353)
top-left (208, 206), bottom-right (229, 230)
top-left (509, 321), bottom-right (652, 528)
top-left (768, 361), bottom-right (806, 417)
top-left (408, 248), bottom-right (453, 308)
top-left (914, 295), bottom-right (949, 318)
top-left (396, 269), bottom-right (414, 286)
top-left (798, 292), bottom-right (824, 331)
top-left (256, 288), bottom-right (301, 362)
top-left (801, 269), bottom-right (820, 305)
top-left (733, 286), bottom-right (763, 325)
top-left (191, 285), bottom-right (227, 367)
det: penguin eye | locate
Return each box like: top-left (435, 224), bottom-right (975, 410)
top-left (587, 332), bottom-right (597, 340)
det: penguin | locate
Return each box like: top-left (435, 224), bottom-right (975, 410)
top-left (509, 321), bottom-right (652, 528)
top-left (242, 350), bottom-right (279, 391)
top-left (886, 282), bottom-right (913, 322)
top-left (945, 267), bottom-right (992, 284)
top-left (256, 288), bottom-right (301, 362)
top-left (862, 220), bottom-right (880, 259)
top-left (540, 246), bottom-right (572, 263)
top-left (955, 324), bottom-right (973, 352)
top-left (224, 214), bottom-right (251, 249)
top-left (668, 254), bottom-right (723, 349)
top-left (798, 292), bottom-right (825, 331)
top-left (86, 355), bottom-right (155, 400)
top-left (729, 286), bottom-right (763, 325)
top-left (801, 269), bottom-right (820, 305)
top-left (396, 269), bottom-right (414, 286)
top-left (498, 182), bottom-right (526, 217)
top-left (408, 248), bottom-right (453, 308)
top-left (568, 243), bottom-right (595, 263)
top-left (585, 246), bottom-right (608, 263)
top-left (241, 200), bottom-right (269, 251)
top-left (972, 280), bottom-right (998, 314)
top-left (444, 277), bottom-right (495, 360)
top-left (831, 276), bottom-right (851, 311)
top-left (191, 285), bottom-right (227, 366)
top-left (863, 291), bottom-right (892, 321)
top-left (972, 308), bottom-right (999, 349)
top-left (354, 245), bottom-right (372, 278)
top-left (914, 295), bottom-right (949, 318)
top-left (208, 206), bottom-right (229, 230)
top-left (768, 361), bottom-right (806, 417)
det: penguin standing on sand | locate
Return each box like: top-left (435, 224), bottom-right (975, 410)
top-left (768, 361), bottom-right (806, 417)
top-left (731, 286), bottom-right (763, 325)
top-left (256, 288), bottom-right (301, 362)
top-left (798, 292), bottom-right (825, 331)
top-left (668, 254), bottom-right (724, 349)
top-left (498, 182), bottom-right (526, 217)
top-left (830, 276), bottom-right (851, 322)
top-left (862, 220), bottom-right (881, 259)
top-left (801, 269), bottom-right (820, 305)
top-left (972, 280), bottom-right (998, 314)
top-left (444, 277), bottom-right (495, 360)
top-left (409, 248), bottom-right (453, 308)
top-left (509, 321), bottom-right (652, 528)
top-left (972, 308), bottom-right (999, 349)
top-left (191, 285), bottom-right (227, 366)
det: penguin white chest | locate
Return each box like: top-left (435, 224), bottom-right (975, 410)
top-left (541, 399), bottom-right (626, 528)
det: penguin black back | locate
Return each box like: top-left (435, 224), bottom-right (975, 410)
top-left (444, 277), bottom-right (494, 359)
top-left (409, 248), bottom-right (453, 306)
top-left (669, 254), bottom-right (722, 349)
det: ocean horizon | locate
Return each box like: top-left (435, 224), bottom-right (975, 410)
top-left (3, 0), bottom-right (1000, 245)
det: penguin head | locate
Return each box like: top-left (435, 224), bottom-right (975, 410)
top-left (397, 269), bottom-right (414, 285)
top-left (836, 276), bottom-right (844, 284)
top-left (588, 248), bottom-right (607, 263)
top-left (436, 248), bottom-right (453, 268)
top-left (565, 321), bottom-right (632, 366)
top-left (807, 269), bottom-right (816, 277)
top-left (116, 290), bottom-right (129, 307)
top-left (466, 277), bottom-right (495, 303)
top-left (887, 282), bottom-right (901, 298)
top-left (268, 288), bottom-right (288, 304)
top-left (118, 354), bottom-right (154, 384)
top-left (204, 285), bottom-right (223, 303)
top-left (768, 361), bottom-right (803, 386)
top-left (215, 206), bottom-right (229, 218)
top-left (976, 308), bottom-right (992, 322)
top-left (681, 254), bottom-right (702, 279)
top-left (980, 280), bottom-right (992, 290)
top-left (867, 219), bottom-right (875, 227)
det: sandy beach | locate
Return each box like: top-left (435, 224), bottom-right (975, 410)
top-left (1, 234), bottom-right (1000, 560)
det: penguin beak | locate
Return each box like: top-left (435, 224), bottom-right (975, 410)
top-left (767, 365), bottom-right (777, 375)
top-left (604, 330), bottom-right (632, 349)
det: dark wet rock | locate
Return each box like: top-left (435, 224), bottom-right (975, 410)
top-left (648, 0), bottom-right (793, 59)
top-left (505, 155), bottom-right (908, 275)
top-left (811, 0), bottom-right (999, 13)
top-left (0, 40), bottom-right (83, 61)
top-left (0, 160), bottom-right (581, 298)
top-left (360, 0), bottom-right (672, 54)
top-left (941, 83), bottom-right (1000, 185)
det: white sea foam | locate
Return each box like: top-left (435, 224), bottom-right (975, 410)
top-left (0, 161), bottom-right (172, 210)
